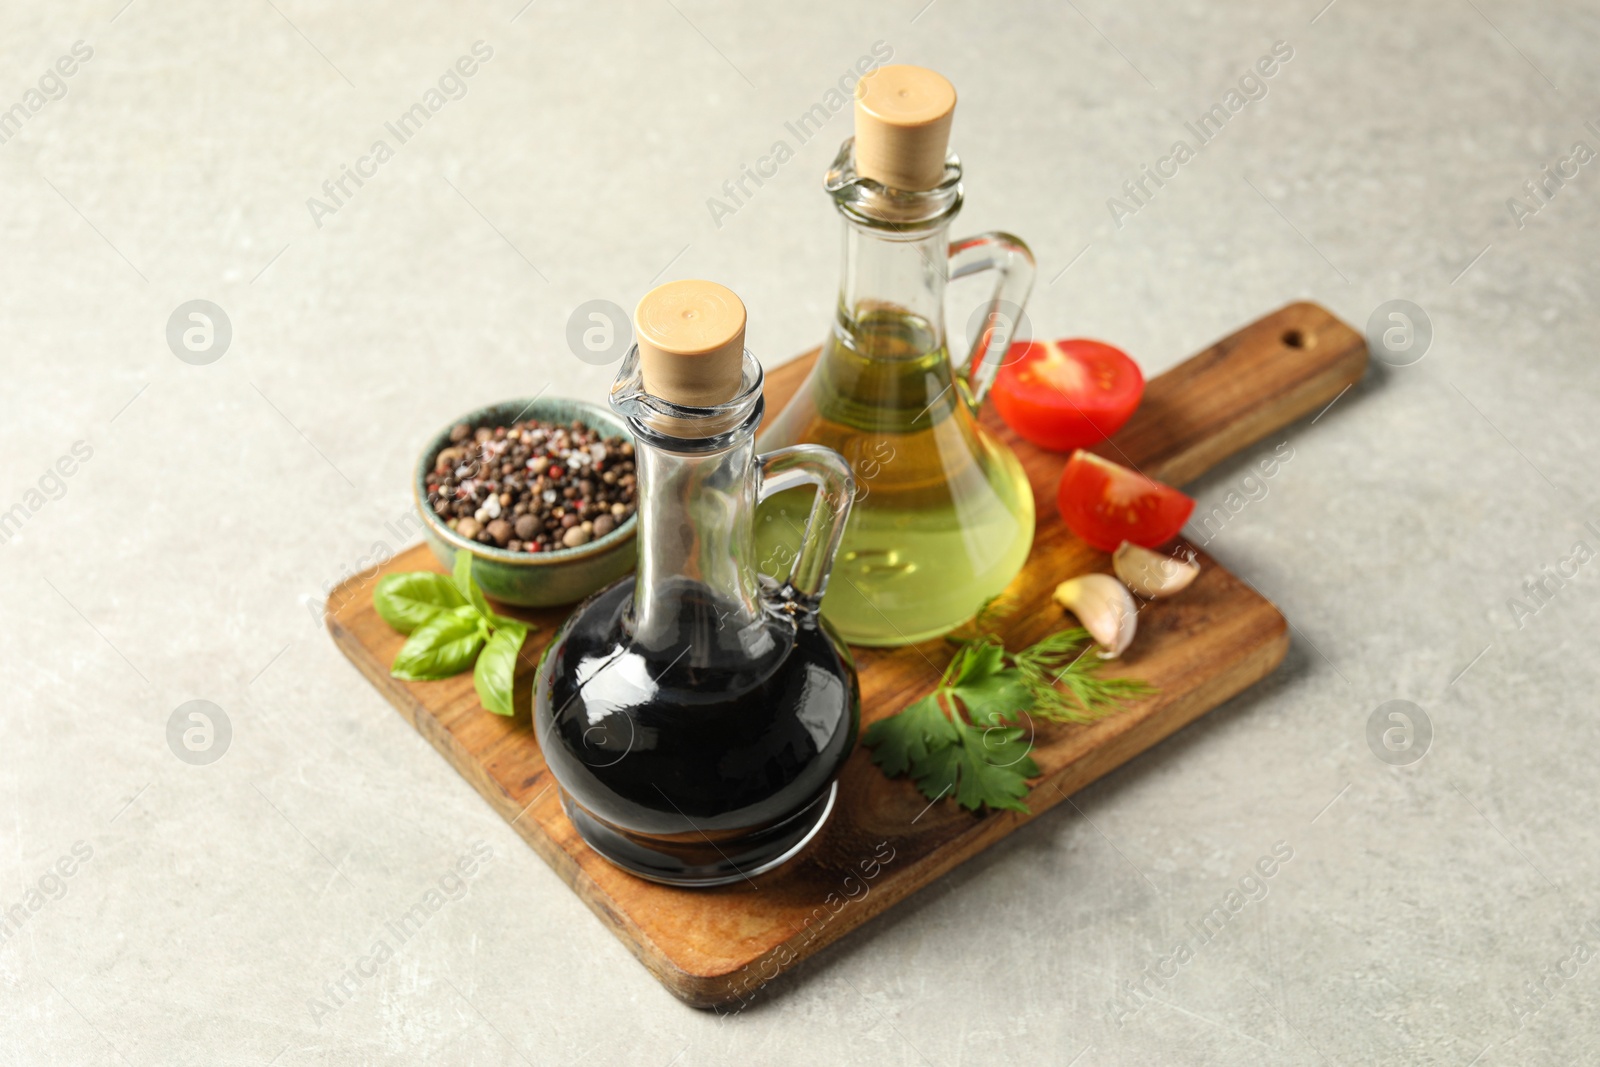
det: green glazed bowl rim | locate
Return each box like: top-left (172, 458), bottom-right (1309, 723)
top-left (412, 397), bottom-right (638, 567)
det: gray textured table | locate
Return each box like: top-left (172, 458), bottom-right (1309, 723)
top-left (2, 1), bottom-right (1596, 1064)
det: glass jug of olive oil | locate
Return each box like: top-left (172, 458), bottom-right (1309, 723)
top-left (755, 65), bottom-right (1036, 647)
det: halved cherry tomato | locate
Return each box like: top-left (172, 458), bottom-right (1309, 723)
top-left (991, 339), bottom-right (1144, 452)
top-left (1057, 450), bottom-right (1194, 552)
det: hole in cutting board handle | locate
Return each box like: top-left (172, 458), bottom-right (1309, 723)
top-left (1281, 328), bottom-right (1313, 349)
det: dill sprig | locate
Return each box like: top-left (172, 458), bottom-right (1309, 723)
top-left (1011, 627), bottom-right (1154, 725)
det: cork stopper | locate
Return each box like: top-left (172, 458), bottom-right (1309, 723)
top-left (853, 65), bottom-right (957, 191)
top-left (634, 280), bottom-right (747, 408)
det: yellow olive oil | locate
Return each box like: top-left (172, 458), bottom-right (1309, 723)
top-left (757, 310), bottom-right (1034, 646)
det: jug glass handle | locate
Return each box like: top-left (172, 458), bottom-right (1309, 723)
top-left (948, 231), bottom-right (1036, 410)
top-left (756, 445), bottom-right (856, 614)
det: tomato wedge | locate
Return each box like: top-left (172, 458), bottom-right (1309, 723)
top-left (1057, 450), bottom-right (1194, 552)
top-left (991, 339), bottom-right (1144, 452)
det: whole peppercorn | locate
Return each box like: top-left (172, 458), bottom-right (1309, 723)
top-left (428, 416), bottom-right (636, 553)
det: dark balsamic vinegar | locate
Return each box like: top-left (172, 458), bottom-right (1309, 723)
top-left (541, 278), bottom-right (861, 886)
top-left (534, 576), bottom-right (859, 885)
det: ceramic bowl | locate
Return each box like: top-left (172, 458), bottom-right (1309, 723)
top-left (413, 397), bottom-right (637, 607)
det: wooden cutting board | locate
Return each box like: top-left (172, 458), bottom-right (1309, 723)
top-left (327, 301), bottom-right (1366, 1009)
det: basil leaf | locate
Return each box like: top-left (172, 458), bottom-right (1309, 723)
top-left (451, 549), bottom-right (476, 601)
top-left (390, 605), bottom-right (485, 680)
top-left (451, 550), bottom-right (499, 623)
top-left (488, 605), bottom-right (525, 629)
top-left (473, 622), bottom-right (528, 716)
top-left (374, 572), bottom-right (468, 634)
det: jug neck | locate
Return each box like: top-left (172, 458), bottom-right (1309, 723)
top-left (630, 430), bottom-right (764, 648)
top-left (609, 346), bottom-right (769, 655)
top-left (835, 222), bottom-right (952, 355)
top-left (827, 137), bottom-right (963, 361)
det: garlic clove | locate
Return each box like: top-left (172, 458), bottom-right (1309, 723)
top-left (1052, 573), bottom-right (1138, 659)
top-left (1113, 541), bottom-right (1200, 599)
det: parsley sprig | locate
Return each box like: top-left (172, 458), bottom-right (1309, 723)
top-left (863, 597), bottom-right (1152, 814)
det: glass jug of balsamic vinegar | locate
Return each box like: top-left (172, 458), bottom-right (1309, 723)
top-left (756, 65), bottom-right (1037, 647)
top-left (535, 280), bottom-right (860, 887)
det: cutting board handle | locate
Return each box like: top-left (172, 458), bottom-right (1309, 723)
top-left (1095, 301), bottom-right (1369, 485)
